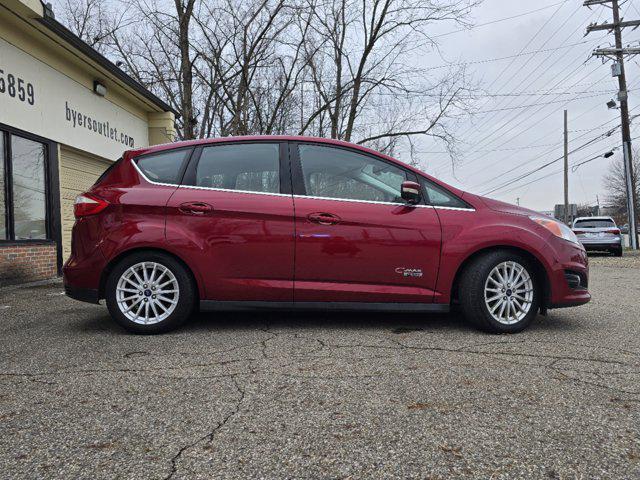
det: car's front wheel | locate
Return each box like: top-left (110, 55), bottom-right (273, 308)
top-left (105, 251), bottom-right (195, 334)
top-left (459, 251), bottom-right (540, 333)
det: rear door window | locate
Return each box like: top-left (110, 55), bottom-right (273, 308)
top-left (573, 219), bottom-right (615, 229)
top-left (136, 149), bottom-right (191, 184)
top-left (190, 143), bottom-right (280, 194)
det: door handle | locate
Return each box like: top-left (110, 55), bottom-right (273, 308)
top-left (307, 212), bottom-right (341, 225)
top-left (178, 202), bottom-right (213, 215)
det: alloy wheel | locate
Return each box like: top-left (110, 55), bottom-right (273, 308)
top-left (483, 261), bottom-right (534, 325)
top-left (115, 262), bottom-right (180, 325)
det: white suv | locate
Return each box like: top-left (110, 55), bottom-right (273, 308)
top-left (572, 216), bottom-right (622, 256)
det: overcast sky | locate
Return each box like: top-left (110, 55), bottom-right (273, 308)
top-left (414, 0), bottom-right (640, 211)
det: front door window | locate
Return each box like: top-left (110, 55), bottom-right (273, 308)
top-left (298, 144), bottom-right (408, 203)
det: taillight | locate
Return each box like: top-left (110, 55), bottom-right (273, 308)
top-left (606, 229), bottom-right (620, 234)
top-left (74, 193), bottom-right (109, 218)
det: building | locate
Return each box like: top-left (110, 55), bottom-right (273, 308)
top-left (553, 203), bottom-right (578, 225)
top-left (0, 0), bottom-right (177, 286)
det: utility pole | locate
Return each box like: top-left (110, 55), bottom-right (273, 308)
top-left (585, 0), bottom-right (639, 249)
top-left (564, 109), bottom-right (569, 225)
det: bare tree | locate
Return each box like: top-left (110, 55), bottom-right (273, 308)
top-left (192, 0), bottom-right (307, 136)
top-left (298, 0), bottom-right (478, 158)
top-left (100, 0), bottom-right (198, 139)
top-left (57, 0), bottom-right (479, 162)
top-left (603, 151), bottom-right (639, 224)
top-left (57, 0), bottom-right (133, 54)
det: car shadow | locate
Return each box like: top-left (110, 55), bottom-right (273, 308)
top-left (72, 307), bottom-right (581, 336)
top-left (586, 251), bottom-right (614, 257)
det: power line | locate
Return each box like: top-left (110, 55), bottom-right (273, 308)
top-left (450, 3), bottom-right (624, 156)
top-left (461, 0), bottom-right (634, 165)
top-left (466, 107), bottom-right (627, 190)
top-left (453, 3), bottom-right (592, 146)
top-left (458, 29), bottom-right (606, 150)
top-left (460, 65), bottom-right (608, 167)
top-left (424, 41), bottom-right (595, 71)
top-left (480, 124), bottom-right (623, 196)
top-left (432, 1), bottom-right (571, 39)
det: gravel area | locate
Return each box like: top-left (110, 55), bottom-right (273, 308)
top-left (1, 253), bottom-right (639, 479)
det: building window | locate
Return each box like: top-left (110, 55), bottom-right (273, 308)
top-left (0, 135), bottom-right (5, 240)
top-left (1, 130), bottom-right (50, 241)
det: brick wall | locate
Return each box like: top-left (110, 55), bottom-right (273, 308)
top-left (0, 243), bottom-right (58, 287)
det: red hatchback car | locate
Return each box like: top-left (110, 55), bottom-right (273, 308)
top-left (63, 136), bottom-right (590, 334)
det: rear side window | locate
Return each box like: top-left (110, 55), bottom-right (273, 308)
top-left (574, 219), bottom-right (615, 228)
top-left (136, 149), bottom-right (191, 184)
top-left (93, 158), bottom-right (119, 187)
top-left (191, 143), bottom-right (280, 194)
top-left (419, 177), bottom-right (469, 209)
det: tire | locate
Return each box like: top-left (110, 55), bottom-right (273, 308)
top-left (105, 251), bottom-right (196, 334)
top-left (458, 250), bottom-right (540, 334)
top-left (612, 248), bottom-right (623, 257)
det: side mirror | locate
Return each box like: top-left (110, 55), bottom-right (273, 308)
top-left (401, 180), bottom-right (421, 204)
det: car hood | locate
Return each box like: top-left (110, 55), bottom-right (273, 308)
top-left (463, 193), bottom-right (539, 217)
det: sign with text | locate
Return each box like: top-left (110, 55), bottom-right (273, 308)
top-left (0, 37), bottom-right (148, 159)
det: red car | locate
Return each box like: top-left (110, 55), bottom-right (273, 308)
top-left (63, 136), bottom-right (590, 334)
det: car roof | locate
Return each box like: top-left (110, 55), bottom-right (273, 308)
top-left (123, 135), bottom-right (466, 197)
top-left (127, 135), bottom-right (396, 161)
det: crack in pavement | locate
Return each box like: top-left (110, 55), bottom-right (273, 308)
top-left (163, 375), bottom-right (246, 480)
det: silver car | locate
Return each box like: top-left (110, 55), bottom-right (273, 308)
top-left (572, 216), bottom-right (622, 256)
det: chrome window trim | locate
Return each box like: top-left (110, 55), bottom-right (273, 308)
top-left (132, 158), bottom-right (290, 198)
top-left (177, 184), bottom-right (291, 198)
top-left (293, 194), bottom-right (426, 207)
top-left (132, 158), bottom-right (477, 208)
top-left (294, 194), bottom-right (476, 210)
top-left (432, 205), bottom-right (476, 212)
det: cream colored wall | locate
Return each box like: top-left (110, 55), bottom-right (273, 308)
top-left (58, 146), bottom-right (111, 260)
top-left (2, 1), bottom-right (177, 259)
top-left (148, 112), bottom-right (177, 146)
top-left (0, 9), bottom-right (151, 123)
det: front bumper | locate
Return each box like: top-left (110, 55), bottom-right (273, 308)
top-left (546, 239), bottom-right (591, 309)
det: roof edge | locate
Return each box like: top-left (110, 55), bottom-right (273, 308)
top-left (37, 6), bottom-right (179, 117)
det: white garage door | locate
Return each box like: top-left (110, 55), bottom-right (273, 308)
top-left (59, 146), bottom-right (112, 260)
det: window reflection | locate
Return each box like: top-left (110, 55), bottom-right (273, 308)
top-left (11, 136), bottom-right (47, 240)
top-left (0, 135), bottom-right (5, 240)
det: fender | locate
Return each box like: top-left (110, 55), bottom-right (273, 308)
top-left (99, 221), bottom-right (207, 299)
top-left (433, 212), bottom-right (556, 304)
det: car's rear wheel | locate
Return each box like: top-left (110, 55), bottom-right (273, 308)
top-left (459, 251), bottom-right (540, 333)
top-left (612, 247), bottom-right (623, 257)
top-left (105, 251), bottom-right (195, 334)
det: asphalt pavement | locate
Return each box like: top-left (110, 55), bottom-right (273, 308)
top-left (1, 252), bottom-right (639, 479)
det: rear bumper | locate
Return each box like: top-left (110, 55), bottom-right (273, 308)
top-left (578, 237), bottom-right (621, 249)
top-left (64, 284), bottom-right (100, 304)
top-left (581, 242), bottom-right (621, 250)
top-left (62, 220), bottom-right (107, 298)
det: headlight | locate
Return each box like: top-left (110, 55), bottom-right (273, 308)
top-left (529, 215), bottom-right (579, 245)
